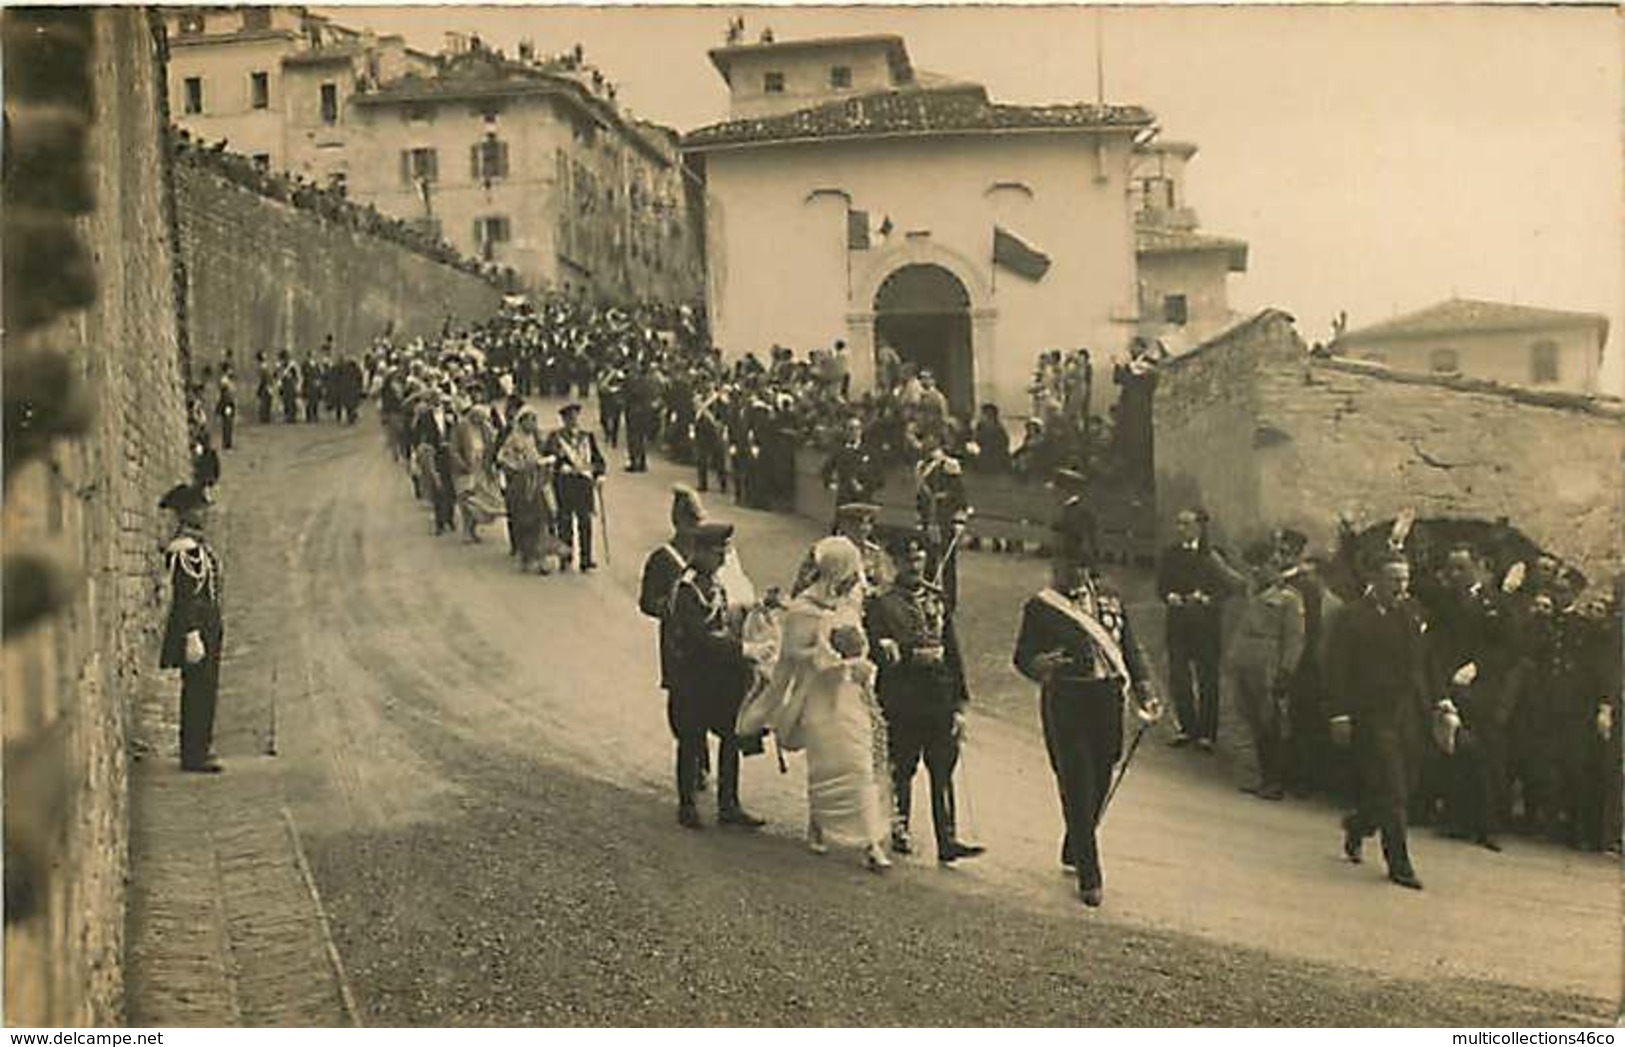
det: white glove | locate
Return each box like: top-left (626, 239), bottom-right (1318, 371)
top-left (184, 630), bottom-right (206, 666)
top-left (1599, 703), bottom-right (1615, 742)
top-left (877, 638), bottom-right (901, 664)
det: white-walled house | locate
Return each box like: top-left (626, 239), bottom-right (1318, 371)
top-left (684, 34), bottom-right (1157, 418)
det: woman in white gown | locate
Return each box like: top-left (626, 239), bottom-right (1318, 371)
top-left (760, 536), bottom-right (892, 872)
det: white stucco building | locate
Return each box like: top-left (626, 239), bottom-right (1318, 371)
top-left (684, 32), bottom-right (1246, 418)
top-left (685, 33), bottom-right (1159, 417)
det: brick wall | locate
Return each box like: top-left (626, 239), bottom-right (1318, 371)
top-left (3, 9), bottom-right (193, 1026)
top-left (1154, 310), bottom-right (1625, 582)
top-left (174, 160), bottom-right (504, 372)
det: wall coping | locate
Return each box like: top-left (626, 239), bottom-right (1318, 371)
top-left (1310, 355), bottom-right (1625, 420)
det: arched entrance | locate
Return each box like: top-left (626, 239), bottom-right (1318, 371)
top-left (873, 264), bottom-right (974, 415)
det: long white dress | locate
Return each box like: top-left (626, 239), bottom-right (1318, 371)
top-left (777, 595), bottom-right (889, 848)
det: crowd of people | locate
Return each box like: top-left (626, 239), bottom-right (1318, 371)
top-left (174, 291), bottom-right (1618, 911)
top-left (1151, 506), bottom-right (1623, 890)
top-left (172, 131), bottom-right (518, 289)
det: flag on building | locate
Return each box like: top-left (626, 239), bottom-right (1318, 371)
top-left (993, 225), bottom-right (1051, 281)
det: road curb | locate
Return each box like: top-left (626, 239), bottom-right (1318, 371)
top-left (281, 806), bottom-right (364, 1028)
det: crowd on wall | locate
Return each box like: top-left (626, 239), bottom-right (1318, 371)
top-left (170, 131), bottom-right (518, 290)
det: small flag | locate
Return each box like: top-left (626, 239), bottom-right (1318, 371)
top-left (877, 215), bottom-right (894, 240)
top-left (993, 226), bottom-right (1050, 281)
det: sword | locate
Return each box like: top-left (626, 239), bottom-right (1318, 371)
top-left (595, 478), bottom-right (611, 566)
top-left (1098, 718), bottom-right (1149, 825)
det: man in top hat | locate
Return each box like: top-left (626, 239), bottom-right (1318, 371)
top-left (665, 521), bottom-right (764, 830)
top-left (1051, 467), bottom-right (1099, 564)
top-left (547, 402), bottom-right (607, 571)
top-left (866, 530), bottom-right (984, 865)
top-left (159, 483), bottom-right (225, 773)
top-left (793, 502), bottom-right (894, 598)
top-left (1014, 548), bottom-right (1160, 906)
top-left (821, 417), bottom-right (884, 520)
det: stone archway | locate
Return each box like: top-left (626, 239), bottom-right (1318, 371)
top-left (873, 264), bottom-right (974, 415)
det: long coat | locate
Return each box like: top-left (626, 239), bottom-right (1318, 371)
top-left (1325, 595), bottom-right (1431, 815)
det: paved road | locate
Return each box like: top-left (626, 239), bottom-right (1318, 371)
top-left (213, 415), bottom-right (1618, 1026)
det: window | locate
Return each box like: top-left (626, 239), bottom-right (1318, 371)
top-left (183, 77), bottom-right (204, 115)
top-left (250, 71), bottom-right (269, 110)
top-left (178, 12), bottom-right (205, 35)
top-left (400, 147), bottom-right (438, 186)
top-left (474, 215), bottom-right (511, 261)
top-left (251, 153), bottom-right (270, 171)
top-left (1530, 340), bottom-right (1560, 385)
top-left (764, 70), bottom-right (785, 94)
top-left (1163, 294), bottom-right (1189, 327)
top-left (241, 7), bottom-right (270, 31)
top-left (320, 83), bottom-right (339, 125)
top-left (406, 103), bottom-right (434, 123)
top-left (470, 137), bottom-right (509, 182)
top-left (1428, 347), bottom-right (1460, 374)
top-left (830, 65), bottom-right (852, 89)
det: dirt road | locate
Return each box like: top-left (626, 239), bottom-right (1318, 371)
top-left (209, 417), bottom-right (1618, 1025)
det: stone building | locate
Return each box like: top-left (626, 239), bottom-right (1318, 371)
top-left (1132, 140), bottom-right (1249, 352)
top-left (684, 31), bottom-right (1243, 418)
top-left (1331, 297), bottom-right (1611, 395)
top-left (1153, 310), bottom-right (1624, 582)
top-left (159, 5), bottom-right (433, 184)
top-left (345, 44), bottom-right (701, 301)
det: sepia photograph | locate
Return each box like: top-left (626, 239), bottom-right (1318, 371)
top-left (2, 0), bottom-right (1622, 1031)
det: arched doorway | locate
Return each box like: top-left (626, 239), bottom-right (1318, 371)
top-left (874, 264), bottom-right (974, 415)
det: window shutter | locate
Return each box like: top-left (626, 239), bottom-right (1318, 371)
top-left (497, 141), bottom-right (509, 178)
top-left (847, 209), bottom-right (869, 250)
top-left (400, 150), bottom-right (411, 187)
top-left (471, 143), bottom-right (481, 180)
top-left (425, 150), bottom-right (437, 181)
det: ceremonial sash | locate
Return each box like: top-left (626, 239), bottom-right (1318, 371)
top-left (556, 431), bottom-right (593, 476)
top-left (1035, 587), bottom-right (1131, 696)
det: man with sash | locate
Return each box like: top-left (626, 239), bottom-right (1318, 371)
top-left (640, 485), bottom-right (711, 792)
top-left (159, 483), bottom-right (226, 773)
top-left (692, 383), bottom-right (731, 495)
top-left (546, 402), bottom-right (606, 571)
top-left (867, 531), bottom-right (984, 865)
top-left (1014, 551), bottom-right (1160, 907)
top-left (915, 434), bottom-right (971, 607)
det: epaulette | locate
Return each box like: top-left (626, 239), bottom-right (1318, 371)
top-left (165, 536), bottom-right (200, 555)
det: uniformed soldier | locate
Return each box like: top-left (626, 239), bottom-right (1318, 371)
top-left (1275, 531), bottom-right (1343, 799)
top-left (546, 402), bottom-right (606, 571)
top-left (597, 364), bottom-right (625, 449)
top-left (792, 502), bottom-right (894, 598)
top-left (867, 532), bottom-right (984, 865)
top-left (159, 483), bottom-right (225, 773)
top-left (692, 384), bottom-right (731, 494)
top-left (821, 417), bottom-right (884, 520)
top-left (640, 485), bottom-right (712, 792)
top-left (915, 435), bottom-right (971, 606)
top-left (215, 368), bottom-right (237, 450)
top-left (1226, 540), bottom-right (1306, 801)
top-left (665, 521), bottom-right (765, 830)
top-left (1014, 551), bottom-right (1160, 906)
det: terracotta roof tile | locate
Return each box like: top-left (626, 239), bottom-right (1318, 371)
top-left (1336, 298), bottom-right (1609, 343)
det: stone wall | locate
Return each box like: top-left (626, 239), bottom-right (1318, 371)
top-left (174, 159), bottom-right (504, 371)
top-left (3, 9), bottom-right (193, 1026)
top-left (1154, 310), bottom-right (1625, 581)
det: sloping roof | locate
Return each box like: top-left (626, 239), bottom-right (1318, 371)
top-left (683, 83), bottom-right (1154, 151)
top-left (708, 34), bottom-right (912, 87)
top-left (1336, 298), bottom-right (1610, 344)
top-left (1136, 225), bottom-right (1248, 272)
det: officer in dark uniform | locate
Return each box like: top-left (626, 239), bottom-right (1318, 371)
top-left (597, 365), bottom-right (625, 449)
top-left (1327, 553), bottom-right (1430, 890)
top-left (215, 368), bottom-right (237, 450)
top-left (1014, 550), bottom-right (1160, 906)
top-left (301, 354), bottom-right (324, 424)
top-left (821, 417), bottom-right (884, 522)
top-left (692, 384), bottom-right (730, 494)
top-left (623, 365), bottom-right (657, 473)
top-left (546, 402), bottom-right (607, 570)
top-left (159, 483), bottom-right (225, 773)
top-left (915, 436), bottom-right (970, 607)
top-left (278, 352), bottom-right (300, 423)
top-left (639, 485), bottom-right (711, 791)
top-left (665, 521), bottom-right (765, 830)
top-left (867, 532), bottom-right (984, 865)
top-left (1274, 529), bottom-right (1341, 798)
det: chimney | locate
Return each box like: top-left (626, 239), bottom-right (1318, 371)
top-left (1132, 140), bottom-right (1199, 230)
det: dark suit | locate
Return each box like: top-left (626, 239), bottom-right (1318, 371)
top-left (821, 441), bottom-right (884, 511)
top-left (1156, 543), bottom-right (1231, 741)
top-left (1326, 595), bottom-right (1430, 877)
top-left (867, 581), bottom-right (968, 858)
top-left (666, 569), bottom-right (746, 810)
top-left (412, 409), bottom-right (456, 533)
top-left (1013, 580), bottom-right (1149, 891)
top-left (546, 427), bottom-right (606, 567)
top-left (160, 531), bottom-right (224, 769)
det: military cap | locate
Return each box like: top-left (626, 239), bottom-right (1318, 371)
top-left (559, 401), bottom-right (583, 417)
top-left (835, 502), bottom-right (881, 522)
top-left (885, 527), bottom-right (930, 558)
top-left (692, 521), bottom-right (735, 548)
top-left (1051, 467), bottom-right (1090, 491)
top-left (158, 483), bottom-right (207, 513)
